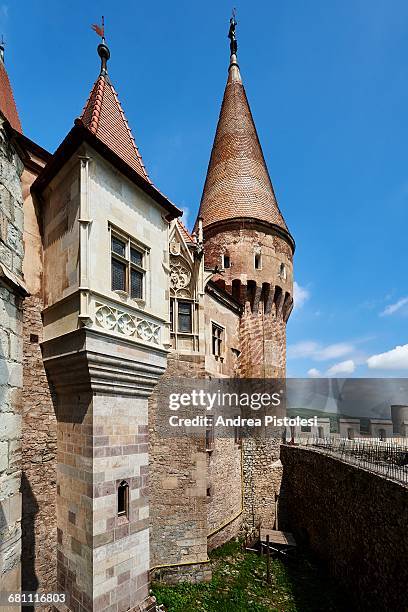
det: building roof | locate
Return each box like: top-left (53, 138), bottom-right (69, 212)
top-left (79, 70), bottom-right (150, 182)
top-left (0, 47), bottom-right (22, 132)
top-left (177, 219), bottom-right (195, 244)
top-left (33, 42), bottom-right (181, 220)
top-left (196, 49), bottom-right (292, 244)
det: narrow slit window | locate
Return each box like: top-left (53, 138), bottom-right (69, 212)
top-left (170, 298), bottom-right (174, 332)
top-left (222, 254), bottom-right (230, 269)
top-left (117, 481), bottom-right (129, 518)
top-left (234, 416), bottom-right (242, 445)
top-left (279, 263), bottom-right (287, 280)
top-left (206, 416), bottom-right (215, 451)
top-left (254, 254), bottom-right (261, 269)
top-left (212, 323), bottom-right (224, 357)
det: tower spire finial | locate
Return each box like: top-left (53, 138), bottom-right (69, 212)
top-left (228, 9), bottom-right (237, 57)
top-left (0, 35), bottom-right (5, 63)
top-left (92, 16), bottom-right (110, 75)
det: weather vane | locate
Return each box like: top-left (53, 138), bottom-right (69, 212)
top-left (92, 16), bottom-right (105, 42)
top-left (228, 8), bottom-right (237, 56)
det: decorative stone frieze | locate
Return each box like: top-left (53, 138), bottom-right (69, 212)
top-left (94, 301), bottom-right (161, 346)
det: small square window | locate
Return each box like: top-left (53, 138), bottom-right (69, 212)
top-left (112, 236), bottom-right (126, 257)
top-left (223, 254), bottom-right (230, 269)
top-left (130, 247), bottom-right (143, 267)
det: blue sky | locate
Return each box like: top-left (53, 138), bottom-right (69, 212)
top-left (1, 0), bottom-right (407, 377)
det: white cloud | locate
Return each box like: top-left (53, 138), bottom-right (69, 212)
top-left (380, 297), bottom-right (408, 317)
top-left (293, 282), bottom-right (310, 309)
top-left (287, 341), bottom-right (318, 359)
top-left (287, 341), bottom-right (354, 362)
top-left (367, 344), bottom-right (408, 370)
top-left (307, 368), bottom-right (321, 378)
top-left (317, 343), bottom-right (354, 361)
top-left (326, 359), bottom-right (355, 376)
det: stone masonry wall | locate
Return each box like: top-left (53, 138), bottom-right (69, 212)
top-left (238, 307), bottom-right (287, 378)
top-left (149, 353), bottom-right (210, 582)
top-left (21, 294), bottom-right (57, 593)
top-left (0, 116), bottom-right (24, 598)
top-left (207, 437), bottom-right (242, 550)
top-left (242, 437), bottom-right (282, 530)
top-left (280, 445), bottom-right (408, 612)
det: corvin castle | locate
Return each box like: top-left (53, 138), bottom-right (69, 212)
top-left (0, 18), bottom-right (295, 612)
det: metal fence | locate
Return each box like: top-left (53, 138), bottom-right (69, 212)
top-left (291, 437), bottom-right (408, 485)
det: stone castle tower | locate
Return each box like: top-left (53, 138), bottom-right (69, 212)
top-left (196, 19), bottom-right (294, 378)
top-left (0, 17), bottom-right (295, 612)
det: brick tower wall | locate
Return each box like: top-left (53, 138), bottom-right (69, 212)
top-left (202, 223), bottom-right (293, 378)
top-left (203, 222), bottom-right (293, 531)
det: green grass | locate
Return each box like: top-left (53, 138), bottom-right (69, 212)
top-left (152, 541), bottom-right (349, 612)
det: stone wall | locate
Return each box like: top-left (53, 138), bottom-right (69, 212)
top-left (0, 116), bottom-right (24, 597)
top-left (43, 329), bottom-right (163, 612)
top-left (149, 353), bottom-right (209, 579)
top-left (202, 224), bottom-right (292, 379)
top-left (280, 445), bottom-right (408, 612)
top-left (21, 295), bottom-right (57, 593)
top-left (207, 437), bottom-right (242, 549)
top-left (242, 437), bottom-right (282, 530)
top-left (150, 350), bottom-right (246, 581)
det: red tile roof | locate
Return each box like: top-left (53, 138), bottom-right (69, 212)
top-left (78, 73), bottom-right (149, 182)
top-left (177, 219), bottom-right (195, 244)
top-left (0, 57), bottom-right (22, 132)
top-left (196, 57), bottom-right (289, 235)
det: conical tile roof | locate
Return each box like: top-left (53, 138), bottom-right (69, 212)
top-left (78, 43), bottom-right (149, 182)
top-left (0, 47), bottom-right (22, 132)
top-left (197, 54), bottom-right (289, 234)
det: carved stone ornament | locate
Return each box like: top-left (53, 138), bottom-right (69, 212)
top-left (170, 257), bottom-right (191, 292)
top-left (95, 302), bottom-right (160, 345)
top-left (170, 241), bottom-right (181, 256)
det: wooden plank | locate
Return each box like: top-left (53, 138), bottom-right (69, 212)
top-left (260, 529), bottom-right (296, 547)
